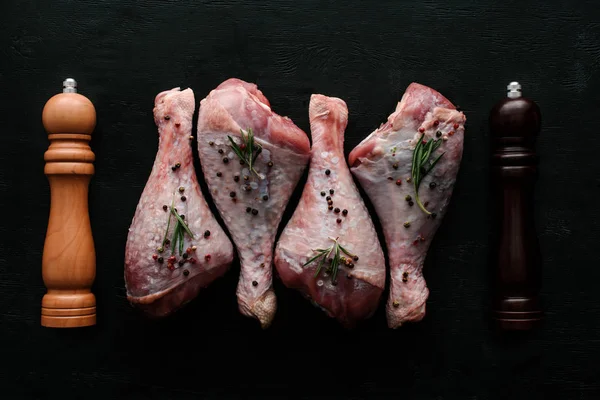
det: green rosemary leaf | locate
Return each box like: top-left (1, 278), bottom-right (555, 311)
top-left (314, 252), bottom-right (327, 278)
top-left (180, 226), bottom-right (184, 255)
top-left (426, 152), bottom-right (445, 175)
top-left (170, 208), bottom-right (194, 237)
top-left (338, 244), bottom-right (356, 258)
top-left (411, 134), bottom-right (423, 178)
top-left (303, 249), bottom-right (328, 267)
top-left (171, 221), bottom-right (180, 256)
top-left (331, 243), bottom-right (340, 283)
top-left (228, 135), bottom-right (246, 161)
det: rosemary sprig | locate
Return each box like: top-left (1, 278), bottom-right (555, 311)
top-left (411, 133), bottom-right (445, 214)
top-left (169, 207), bottom-right (194, 256)
top-left (228, 128), bottom-right (263, 178)
top-left (303, 237), bottom-right (357, 284)
top-left (160, 195), bottom-right (195, 257)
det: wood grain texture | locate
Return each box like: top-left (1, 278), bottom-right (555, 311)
top-left (0, 0), bottom-right (599, 398)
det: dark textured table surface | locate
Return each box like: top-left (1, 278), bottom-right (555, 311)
top-left (1, 1), bottom-right (599, 399)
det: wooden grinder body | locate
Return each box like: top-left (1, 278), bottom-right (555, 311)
top-left (489, 88), bottom-right (543, 330)
top-left (41, 88), bottom-right (97, 328)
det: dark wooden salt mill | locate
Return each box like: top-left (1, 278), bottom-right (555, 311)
top-left (41, 78), bottom-right (97, 328)
top-left (489, 81), bottom-right (543, 331)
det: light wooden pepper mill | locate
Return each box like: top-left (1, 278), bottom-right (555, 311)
top-left (41, 78), bottom-right (97, 328)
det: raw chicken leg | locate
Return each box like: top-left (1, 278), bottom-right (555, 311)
top-left (125, 88), bottom-right (234, 318)
top-left (274, 94), bottom-right (385, 327)
top-left (197, 78), bottom-right (310, 328)
top-left (349, 83), bottom-right (466, 328)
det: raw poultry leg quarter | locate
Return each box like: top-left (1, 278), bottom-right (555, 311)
top-left (275, 94), bottom-right (386, 327)
top-left (349, 83), bottom-right (466, 328)
top-left (125, 88), bottom-right (234, 317)
top-left (197, 78), bottom-right (310, 328)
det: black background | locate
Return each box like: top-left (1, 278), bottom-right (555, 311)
top-left (1, 1), bottom-right (599, 399)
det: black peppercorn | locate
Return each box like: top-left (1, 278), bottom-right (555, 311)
top-left (342, 209), bottom-right (348, 216)
top-left (229, 191), bottom-right (236, 198)
top-left (392, 163), bottom-right (398, 169)
top-left (178, 260), bottom-right (184, 266)
top-left (326, 196), bottom-right (331, 201)
top-left (263, 195), bottom-right (269, 201)
top-left (171, 166), bottom-right (177, 171)
top-left (405, 195), bottom-right (412, 201)
top-left (183, 253), bottom-right (188, 259)
top-left (267, 161), bottom-right (273, 167)
top-left (164, 115), bottom-right (170, 120)
top-left (328, 205), bottom-right (333, 211)
top-left (251, 209), bottom-right (258, 215)
top-left (353, 255), bottom-right (358, 261)
top-left (204, 230), bottom-right (211, 238)
top-left (175, 163), bottom-right (181, 169)
top-left (431, 212), bottom-right (437, 219)
top-left (325, 169), bottom-right (331, 175)
top-left (329, 189), bottom-right (334, 195)
top-left (436, 131), bottom-right (442, 138)
top-left (336, 218), bottom-right (342, 224)
top-left (408, 201), bottom-right (414, 206)
top-left (181, 196), bottom-right (186, 202)
top-left (429, 182), bottom-right (437, 189)
top-left (334, 207), bottom-right (340, 213)
top-left (216, 172), bottom-right (222, 177)
top-left (180, 214), bottom-right (185, 220)
top-left (157, 257), bottom-right (164, 264)
top-left (252, 280), bottom-right (258, 286)
top-left (234, 175), bottom-right (239, 182)
top-left (246, 207), bottom-right (251, 213)
top-left (223, 157), bottom-right (229, 164)
top-left (218, 149), bottom-right (224, 154)
top-left (321, 191), bottom-right (326, 196)
top-left (183, 269), bottom-right (189, 276)
top-left (209, 141), bottom-right (214, 146)
top-left (163, 205), bottom-right (168, 211)
top-left (179, 187), bottom-right (185, 193)
top-left (331, 280), bottom-right (338, 286)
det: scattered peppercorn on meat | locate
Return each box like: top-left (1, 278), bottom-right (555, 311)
top-left (349, 83), bottom-right (466, 329)
top-left (125, 88), bottom-right (234, 317)
top-left (274, 94), bottom-right (385, 328)
top-left (196, 79), bottom-right (310, 328)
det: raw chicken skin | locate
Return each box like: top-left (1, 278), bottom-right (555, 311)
top-left (349, 83), bottom-right (466, 328)
top-left (125, 88), bottom-right (234, 317)
top-left (197, 78), bottom-right (310, 328)
top-left (274, 94), bottom-right (385, 327)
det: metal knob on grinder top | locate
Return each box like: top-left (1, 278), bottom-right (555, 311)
top-left (41, 78), bottom-right (97, 328)
top-left (489, 81), bottom-right (543, 331)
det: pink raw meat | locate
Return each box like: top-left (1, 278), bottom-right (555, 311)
top-left (197, 78), bottom-right (310, 328)
top-left (125, 88), bottom-right (234, 318)
top-left (349, 82), bottom-right (466, 328)
top-left (274, 94), bottom-right (385, 327)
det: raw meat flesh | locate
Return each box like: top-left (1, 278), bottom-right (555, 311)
top-left (274, 94), bottom-right (385, 327)
top-left (125, 88), bottom-right (234, 318)
top-left (197, 78), bottom-right (310, 328)
top-left (349, 82), bottom-right (466, 328)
